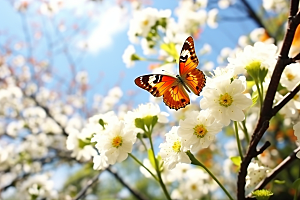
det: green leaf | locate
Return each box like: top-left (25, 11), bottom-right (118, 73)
top-left (148, 149), bottom-right (156, 169)
top-left (78, 138), bottom-right (91, 149)
top-left (151, 115), bottom-right (158, 127)
top-left (230, 156), bottom-right (241, 167)
top-left (160, 42), bottom-right (178, 61)
top-left (258, 67), bottom-right (268, 83)
top-left (143, 115), bottom-right (158, 132)
top-left (135, 118), bottom-right (145, 130)
top-left (99, 118), bottom-right (107, 130)
top-left (158, 18), bottom-right (167, 29)
top-left (245, 60), bottom-right (261, 81)
top-left (246, 80), bottom-right (255, 89)
top-left (131, 53), bottom-right (143, 61)
top-left (292, 178), bottom-right (300, 189)
top-left (252, 189), bottom-right (273, 200)
top-left (274, 179), bottom-right (285, 184)
top-left (251, 92), bottom-right (258, 108)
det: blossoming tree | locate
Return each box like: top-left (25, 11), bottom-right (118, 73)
top-left (1, 0), bottom-right (300, 200)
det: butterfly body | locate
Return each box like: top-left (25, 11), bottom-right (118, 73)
top-left (134, 36), bottom-right (206, 110)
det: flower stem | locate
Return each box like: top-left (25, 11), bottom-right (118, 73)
top-left (148, 131), bottom-right (171, 200)
top-left (234, 121), bottom-right (244, 158)
top-left (255, 81), bottom-right (263, 110)
top-left (260, 80), bottom-right (264, 98)
top-left (144, 58), bottom-right (164, 62)
top-left (137, 134), bottom-right (148, 150)
top-left (186, 151), bottom-right (234, 200)
top-left (128, 153), bottom-right (158, 181)
top-left (241, 120), bottom-right (250, 144)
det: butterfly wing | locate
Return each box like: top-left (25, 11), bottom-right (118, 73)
top-left (179, 36), bottom-right (199, 76)
top-left (179, 36), bottom-right (206, 95)
top-left (134, 36), bottom-right (205, 110)
top-left (162, 82), bottom-right (190, 110)
top-left (183, 68), bottom-right (206, 95)
top-left (134, 74), bottom-right (190, 110)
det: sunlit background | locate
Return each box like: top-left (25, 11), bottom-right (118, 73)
top-left (1, 0), bottom-right (299, 199)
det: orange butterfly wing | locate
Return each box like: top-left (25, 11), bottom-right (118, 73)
top-left (179, 36), bottom-right (206, 95)
top-left (134, 75), bottom-right (190, 110)
top-left (134, 36), bottom-right (205, 110)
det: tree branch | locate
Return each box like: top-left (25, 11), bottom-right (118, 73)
top-left (247, 146), bottom-right (300, 198)
top-left (29, 94), bottom-right (68, 137)
top-left (106, 167), bottom-right (149, 200)
top-left (256, 141), bottom-right (271, 156)
top-left (240, 0), bottom-right (272, 38)
top-left (237, 1), bottom-right (300, 199)
top-left (73, 172), bottom-right (101, 200)
top-left (272, 83), bottom-right (300, 115)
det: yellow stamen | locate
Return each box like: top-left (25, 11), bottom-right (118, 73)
top-left (172, 141), bottom-right (181, 153)
top-left (286, 73), bottom-right (295, 81)
top-left (191, 183), bottom-right (197, 191)
top-left (219, 93), bottom-right (233, 107)
top-left (143, 20), bottom-right (149, 26)
top-left (112, 135), bottom-right (122, 148)
top-left (193, 124), bottom-right (207, 138)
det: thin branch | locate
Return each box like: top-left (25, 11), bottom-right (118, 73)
top-left (272, 83), bottom-right (300, 115)
top-left (29, 94), bottom-right (68, 137)
top-left (106, 167), bottom-right (149, 200)
top-left (248, 146), bottom-right (300, 198)
top-left (0, 173), bottom-right (30, 192)
top-left (73, 172), bottom-right (101, 200)
top-left (240, 0), bottom-right (272, 38)
top-left (256, 141), bottom-right (271, 156)
top-left (0, 155), bottom-right (60, 192)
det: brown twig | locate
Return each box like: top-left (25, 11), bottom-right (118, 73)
top-left (106, 167), bottom-right (149, 200)
top-left (237, 1), bottom-right (300, 199)
top-left (29, 94), bottom-right (68, 137)
top-left (247, 146), bottom-right (300, 198)
top-left (73, 172), bottom-right (101, 200)
top-left (240, 0), bottom-right (272, 38)
top-left (272, 83), bottom-right (300, 115)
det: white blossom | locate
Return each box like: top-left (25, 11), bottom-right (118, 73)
top-left (178, 110), bottom-right (223, 152)
top-left (280, 63), bottom-right (300, 91)
top-left (125, 103), bottom-right (169, 133)
top-left (92, 121), bottom-right (136, 170)
top-left (246, 160), bottom-right (271, 189)
top-left (227, 42), bottom-right (277, 76)
top-left (200, 77), bottom-right (252, 126)
top-left (19, 174), bottom-right (58, 200)
top-left (159, 126), bottom-right (191, 169)
top-left (122, 45), bottom-right (137, 68)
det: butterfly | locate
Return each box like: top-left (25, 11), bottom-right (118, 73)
top-left (134, 36), bottom-right (206, 110)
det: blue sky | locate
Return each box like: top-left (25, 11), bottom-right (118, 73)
top-left (0, 0), bottom-right (260, 112)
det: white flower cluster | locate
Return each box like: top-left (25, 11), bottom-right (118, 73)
top-left (122, 0), bottom-right (219, 69)
top-left (19, 174), bottom-right (58, 200)
top-left (65, 102), bottom-right (169, 170)
top-left (227, 42), bottom-right (277, 76)
top-left (246, 160), bottom-right (270, 189)
top-left (139, 161), bottom-right (217, 200)
top-left (0, 52), bottom-right (128, 198)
